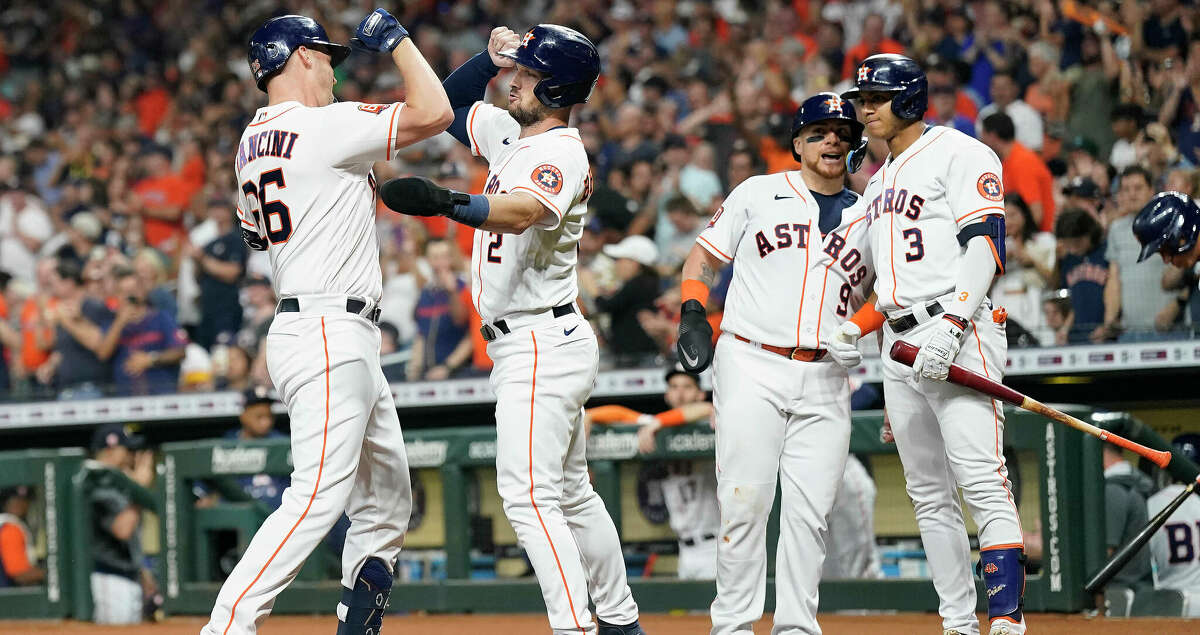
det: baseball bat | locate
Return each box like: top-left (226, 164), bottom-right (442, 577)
top-left (888, 341), bottom-right (1172, 468)
top-left (1084, 476), bottom-right (1200, 594)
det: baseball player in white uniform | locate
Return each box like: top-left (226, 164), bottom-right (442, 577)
top-left (675, 92), bottom-right (875, 635)
top-left (379, 25), bottom-right (643, 635)
top-left (1148, 434), bottom-right (1200, 615)
top-left (204, 11), bottom-right (452, 635)
top-left (829, 54), bottom-right (1025, 635)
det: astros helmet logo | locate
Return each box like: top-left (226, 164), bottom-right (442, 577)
top-left (857, 65), bottom-right (871, 82)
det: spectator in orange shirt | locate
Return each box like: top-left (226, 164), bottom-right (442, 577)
top-left (19, 258), bottom-right (58, 382)
top-left (980, 112), bottom-right (1056, 232)
top-left (130, 148), bottom-right (188, 252)
top-left (841, 14), bottom-right (905, 81)
top-left (0, 485), bottom-right (45, 587)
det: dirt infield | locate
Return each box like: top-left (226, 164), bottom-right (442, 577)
top-left (5, 613), bottom-right (1198, 634)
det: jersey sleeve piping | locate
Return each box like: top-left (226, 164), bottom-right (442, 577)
top-left (510, 185), bottom-right (564, 223)
top-left (955, 205), bottom-right (1005, 223)
top-left (697, 236), bottom-right (732, 263)
top-left (467, 102), bottom-right (483, 156)
top-left (386, 103), bottom-right (402, 160)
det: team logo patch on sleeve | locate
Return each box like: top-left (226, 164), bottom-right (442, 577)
top-left (357, 103), bottom-right (392, 115)
top-left (532, 164), bottom-right (563, 194)
top-left (977, 172), bottom-right (1004, 201)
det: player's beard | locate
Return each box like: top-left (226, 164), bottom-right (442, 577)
top-left (510, 100), bottom-right (550, 127)
top-left (810, 157), bottom-right (846, 181)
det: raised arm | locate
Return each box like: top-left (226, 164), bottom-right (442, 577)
top-left (443, 28), bottom-right (519, 147)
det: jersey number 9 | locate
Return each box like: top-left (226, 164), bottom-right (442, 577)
top-left (242, 168), bottom-right (293, 244)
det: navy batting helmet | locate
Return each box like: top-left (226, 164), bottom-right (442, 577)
top-left (248, 15), bottom-right (351, 92)
top-left (1133, 191), bottom-right (1200, 262)
top-left (841, 54), bottom-right (928, 121)
top-left (1172, 433), bottom-right (1200, 465)
top-left (500, 25), bottom-right (600, 109)
top-left (790, 92), bottom-right (865, 162)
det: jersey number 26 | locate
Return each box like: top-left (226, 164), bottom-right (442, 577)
top-left (242, 168), bottom-right (293, 244)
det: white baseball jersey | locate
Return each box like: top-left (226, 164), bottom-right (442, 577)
top-left (235, 100), bottom-right (407, 301)
top-left (1148, 484), bottom-right (1200, 598)
top-left (697, 172), bottom-right (874, 348)
top-left (463, 102), bottom-right (592, 322)
top-left (858, 126), bottom-right (1005, 311)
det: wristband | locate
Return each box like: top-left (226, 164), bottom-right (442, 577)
top-left (654, 408), bottom-right (686, 427)
top-left (942, 314), bottom-right (969, 330)
top-left (849, 303), bottom-right (886, 335)
top-left (447, 192), bottom-right (490, 228)
top-left (681, 279), bottom-right (710, 307)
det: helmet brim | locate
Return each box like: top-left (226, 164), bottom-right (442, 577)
top-left (1136, 239), bottom-right (1163, 263)
top-left (841, 85), bottom-right (903, 101)
top-left (309, 41), bottom-right (351, 68)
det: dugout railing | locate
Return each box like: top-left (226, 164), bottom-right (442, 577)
top-left (150, 407), bottom-right (1107, 616)
top-left (0, 449), bottom-right (84, 619)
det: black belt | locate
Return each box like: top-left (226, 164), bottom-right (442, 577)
top-left (277, 297), bottom-right (381, 323)
top-left (481, 304), bottom-right (575, 341)
top-left (682, 533), bottom-right (716, 547)
top-left (887, 301), bottom-right (944, 333)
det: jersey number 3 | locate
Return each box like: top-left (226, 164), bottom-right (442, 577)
top-left (242, 168), bottom-right (292, 244)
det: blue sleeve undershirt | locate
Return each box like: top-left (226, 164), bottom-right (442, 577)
top-left (443, 52), bottom-right (500, 148)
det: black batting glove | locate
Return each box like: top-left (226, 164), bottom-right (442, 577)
top-left (241, 227), bottom-right (268, 251)
top-left (676, 299), bottom-right (714, 373)
top-left (380, 177), bottom-right (469, 217)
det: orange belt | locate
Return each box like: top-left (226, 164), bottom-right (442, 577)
top-left (733, 334), bottom-right (827, 362)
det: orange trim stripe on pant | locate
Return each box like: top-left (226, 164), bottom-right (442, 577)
top-left (223, 317), bottom-right (332, 634)
top-left (526, 331), bottom-right (583, 631)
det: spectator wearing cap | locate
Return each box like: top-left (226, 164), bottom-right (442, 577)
top-left (187, 202), bottom-right (247, 349)
top-left (1062, 175), bottom-right (1105, 227)
top-left (976, 68), bottom-right (1044, 151)
top-left (408, 238), bottom-right (472, 381)
top-left (39, 258), bottom-right (112, 399)
top-left (1054, 208), bottom-right (1113, 343)
top-left (1109, 104), bottom-right (1145, 171)
top-left (0, 485), bottom-right (45, 587)
top-left (595, 235), bottom-right (662, 361)
top-left (980, 112), bottom-right (1057, 232)
top-left (85, 423), bottom-right (157, 625)
top-left (0, 180), bottom-right (53, 285)
top-left (94, 267), bottom-right (186, 396)
top-left (41, 210), bottom-right (102, 265)
top-left (1105, 166), bottom-right (1178, 340)
top-left (225, 387), bottom-right (288, 508)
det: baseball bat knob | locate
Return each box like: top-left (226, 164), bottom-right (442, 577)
top-left (889, 341), bottom-right (919, 367)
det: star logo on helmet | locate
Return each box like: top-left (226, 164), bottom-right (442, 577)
top-left (251, 59), bottom-right (262, 74)
top-left (521, 32), bottom-right (536, 48)
top-left (824, 95), bottom-right (843, 111)
top-left (857, 65), bottom-right (871, 82)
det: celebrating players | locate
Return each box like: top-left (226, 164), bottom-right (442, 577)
top-left (832, 54), bottom-right (1027, 635)
top-left (204, 9), bottom-right (453, 635)
top-left (674, 92), bottom-right (874, 634)
top-left (378, 24), bottom-right (645, 635)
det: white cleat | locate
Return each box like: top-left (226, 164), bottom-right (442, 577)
top-left (987, 619), bottom-right (1025, 635)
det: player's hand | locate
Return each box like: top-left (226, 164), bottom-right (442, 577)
top-left (487, 27), bottom-right (520, 67)
top-left (880, 410), bottom-right (895, 444)
top-left (379, 177), bottom-right (467, 217)
top-left (824, 321), bottom-right (863, 368)
top-left (636, 422), bottom-right (660, 455)
top-left (676, 299), bottom-right (714, 373)
top-left (912, 315), bottom-right (968, 381)
top-left (351, 8), bottom-right (410, 53)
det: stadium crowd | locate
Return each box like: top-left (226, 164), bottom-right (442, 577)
top-left (2, 0), bottom-right (1200, 399)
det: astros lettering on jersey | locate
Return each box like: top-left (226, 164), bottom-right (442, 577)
top-left (697, 172), bottom-right (874, 347)
top-left (857, 126), bottom-right (1006, 312)
top-left (462, 102), bottom-right (593, 321)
